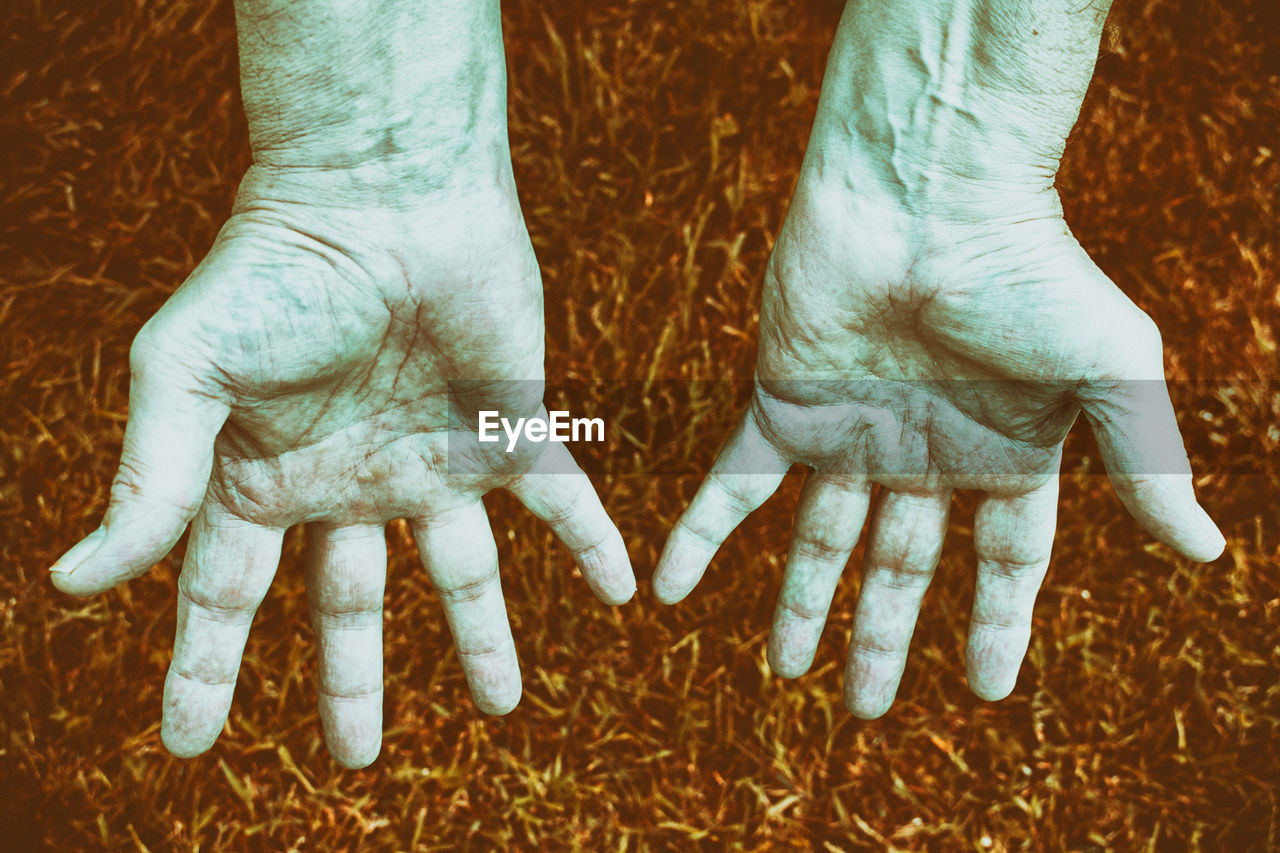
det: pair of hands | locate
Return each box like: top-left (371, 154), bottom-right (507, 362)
top-left (49, 0), bottom-right (1222, 769)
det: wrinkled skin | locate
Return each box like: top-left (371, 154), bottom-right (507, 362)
top-left (51, 170), bottom-right (635, 768)
top-left (653, 0), bottom-right (1223, 717)
top-left (654, 179), bottom-right (1222, 718)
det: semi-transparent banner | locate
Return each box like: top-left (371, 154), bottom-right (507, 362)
top-left (443, 379), bottom-right (1272, 478)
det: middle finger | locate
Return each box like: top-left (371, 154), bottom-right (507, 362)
top-left (843, 488), bottom-right (951, 719)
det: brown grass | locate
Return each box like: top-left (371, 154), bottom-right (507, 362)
top-left (2, 0), bottom-right (1278, 849)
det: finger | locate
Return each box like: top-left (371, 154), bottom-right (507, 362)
top-left (652, 414), bottom-right (791, 604)
top-left (844, 489), bottom-right (951, 719)
top-left (508, 442), bottom-right (636, 606)
top-left (50, 328), bottom-right (228, 596)
top-left (767, 473), bottom-right (871, 678)
top-left (161, 501), bottom-right (283, 758)
top-left (966, 477), bottom-right (1058, 701)
top-left (306, 523), bottom-right (388, 769)
top-left (412, 502), bottom-right (520, 715)
top-left (1082, 334), bottom-right (1224, 562)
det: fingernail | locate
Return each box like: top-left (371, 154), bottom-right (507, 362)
top-left (50, 527), bottom-right (107, 575)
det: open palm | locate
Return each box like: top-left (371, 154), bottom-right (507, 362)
top-left (654, 182), bottom-right (1223, 717)
top-left (50, 172), bottom-right (634, 767)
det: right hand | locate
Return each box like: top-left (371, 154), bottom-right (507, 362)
top-left (49, 165), bottom-right (635, 768)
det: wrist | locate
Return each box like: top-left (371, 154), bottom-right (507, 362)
top-left (234, 0), bottom-right (511, 199)
top-left (802, 0), bottom-right (1111, 221)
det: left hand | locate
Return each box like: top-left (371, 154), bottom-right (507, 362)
top-left (652, 168), bottom-right (1223, 719)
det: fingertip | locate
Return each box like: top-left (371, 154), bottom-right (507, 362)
top-left (50, 516), bottom-right (187, 596)
top-left (844, 669), bottom-right (900, 720)
top-left (845, 694), bottom-right (893, 721)
top-left (578, 532), bottom-right (638, 606)
top-left (475, 686), bottom-right (522, 717)
top-left (651, 534), bottom-right (710, 605)
top-left (650, 572), bottom-right (692, 606)
top-left (163, 667), bottom-right (237, 762)
top-left (48, 527), bottom-right (108, 584)
top-left (161, 724), bottom-right (219, 760)
top-left (1180, 506), bottom-right (1226, 562)
top-left (767, 618), bottom-right (825, 679)
top-left (331, 742), bottom-right (382, 770)
top-left (49, 552), bottom-right (150, 597)
top-left (598, 580), bottom-right (637, 607)
top-left (318, 698), bottom-right (385, 772)
top-left (49, 554), bottom-right (138, 597)
top-left (49, 569), bottom-right (100, 597)
top-left (967, 672), bottom-right (1018, 703)
top-left (465, 659), bottom-right (523, 717)
top-left (766, 643), bottom-right (812, 680)
top-left (164, 742), bottom-right (215, 760)
top-left (964, 634), bottom-right (1025, 703)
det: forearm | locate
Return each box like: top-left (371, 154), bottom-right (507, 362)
top-left (802, 0), bottom-right (1113, 216)
top-left (233, 0), bottom-right (511, 197)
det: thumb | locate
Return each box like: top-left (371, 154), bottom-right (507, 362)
top-left (1079, 316), bottom-right (1224, 562)
top-left (50, 328), bottom-right (229, 596)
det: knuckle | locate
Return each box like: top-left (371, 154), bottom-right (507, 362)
top-left (848, 635), bottom-right (900, 660)
top-left (319, 685), bottom-right (381, 702)
top-left (779, 597), bottom-right (824, 623)
top-left (710, 476), bottom-right (759, 516)
top-left (311, 599), bottom-right (381, 622)
top-left (980, 556), bottom-right (1047, 582)
top-left (568, 532), bottom-right (615, 567)
top-left (863, 564), bottom-right (933, 590)
top-left (456, 641), bottom-right (506, 660)
top-left (109, 456), bottom-right (148, 503)
top-left (128, 321), bottom-right (166, 376)
top-left (970, 613), bottom-right (1025, 632)
top-left (673, 514), bottom-right (720, 548)
top-left (107, 456), bottom-right (205, 523)
top-left (170, 664), bottom-right (236, 687)
top-left (436, 572), bottom-right (498, 605)
top-left (178, 579), bottom-right (256, 621)
top-left (1126, 309), bottom-right (1165, 354)
top-left (792, 535), bottom-right (849, 564)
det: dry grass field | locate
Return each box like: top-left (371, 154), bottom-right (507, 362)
top-left (2, 0), bottom-right (1278, 849)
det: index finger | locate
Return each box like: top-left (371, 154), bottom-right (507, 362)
top-left (162, 501), bottom-right (283, 758)
top-left (508, 441), bottom-right (636, 606)
top-left (966, 476), bottom-right (1058, 701)
top-left (652, 413), bottom-right (790, 604)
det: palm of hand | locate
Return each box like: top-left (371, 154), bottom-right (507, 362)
top-left (655, 185), bottom-right (1222, 717)
top-left (754, 190), bottom-right (1129, 491)
top-left (51, 180), bottom-right (634, 767)
top-left (196, 205), bottom-right (542, 525)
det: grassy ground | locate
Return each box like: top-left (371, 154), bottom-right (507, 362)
top-left (2, 0), bottom-right (1278, 849)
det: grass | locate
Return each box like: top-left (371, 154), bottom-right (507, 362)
top-left (1, 0), bottom-right (1277, 849)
